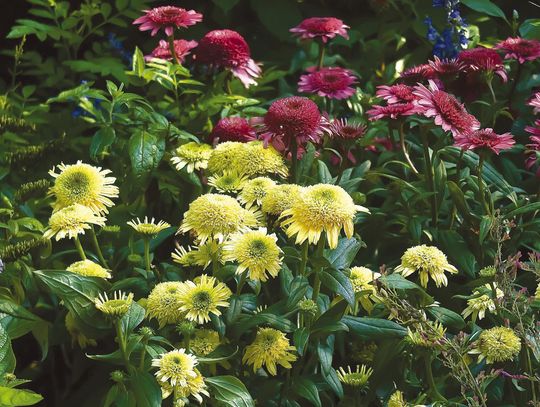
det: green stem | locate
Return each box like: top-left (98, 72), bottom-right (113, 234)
top-left (290, 137), bottom-right (299, 184)
top-left (478, 153), bottom-right (490, 215)
top-left (421, 130), bottom-right (438, 226)
top-left (525, 347), bottom-right (538, 403)
top-left (89, 226), bottom-right (109, 268)
top-left (167, 34), bottom-right (180, 65)
top-left (507, 63), bottom-right (522, 111)
top-left (139, 340), bottom-right (147, 370)
top-left (486, 75), bottom-right (497, 104)
top-left (311, 235), bottom-right (326, 302)
top-left (299, 241), bottom-right (309, 276)
top-left (143, 238), bottom-right (151, 276)
top-left (115, 321), bottom-right (129, 370)
top-left (399, 122), bottom-right (419, 176)
top-left (73, 236), bottom-right (86, 260)
top-left (317, 41), bottom-right (326, 70)
top-left (423, 354), bottom-right (446, 402)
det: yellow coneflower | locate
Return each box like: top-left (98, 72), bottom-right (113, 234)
top-left (223, 228), bottom-right (282, 282)
top-left (172, 241), bottom-right (223, 270)
top-left (243, 327), bottom-right (297, 376)
top-left (261, 184), bottom-right (303, 216)
top-left (160, 368), bottom-right (209, 405)
top-left (127, 217), bottom-right (170, 237)
top-left (461, 284), bottom-right (503, 321)
top-left (146, 282), bottom-right (186, 327)
top-left (49, 161), bottom-right (118, 213)
top-left (190, 329), bottom-right (221, 356)
top-left (207, 141), bottom-right (247, 175)
top-left (349, 266), bottom-right (381, 312)
top-left (179, 194), bottom-right (260, 244)
top-left (470, 326), bottom-right (521, 364)
top-left (388, 390), bottom-right (407, 407)
top-left (66, 259), bottom-right (111, 279)
top-left (238, 177), bottom-right (276, 209)
top-left (177, 275), bottom-right (231, 324)
top-left (43, 204), bottom-right (106, 241)
top-left (337, 364), bottom-right (373, 389)
top-left (394, 245), bottom-right (458, 288)
top-left (280, 184), bottom-right (369, 249)
top-left (152, 348), bottom-right (198, 387)
top-left (207, 170), bottom-right (248, 193)
top-left (95, 291), bottom-right (133, 318)
top-left (170, 142), bottom-right (212, 173)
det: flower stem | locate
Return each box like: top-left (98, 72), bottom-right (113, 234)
top-left (399, 122), bottom-right (419, 176)
top-left (477, 153), bottom-right (490, 215)
top-left (73, 236), bottom-right (86, 260)
top-left (89, 226), bottom-right (109, 268)
top-left (423, 354), bottom-right (446, 402)
top-left (486, 76), bottom-right (497, 104)
top-left (299, 241), bottom-right (309, 276)
top-left (507, 63), bottom-right (522, 112)
top-left (525, 347), bottom-right (538, 403)
top-left (421, 130), bottom-right (438, 226)
top-left (290, 137), bottom-right (299, 184)
top-left (311, 235), bottom-right (326, 302)
top-left (167, 34), bottom-right (180, 65)
top-left (317, 41), bottom-right (326, 70)
top-left (143, 237), bottom-right (151, 277)
top-left (115, 321), bottom-right (130, 370)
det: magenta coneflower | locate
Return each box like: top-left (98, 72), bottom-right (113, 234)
top-left (429, 57), bottom-right (466, 77)
top-left (328, 118), bottom-right (366, 140)
top-left (376, 84), bottom-right (416, 104)
top-left (367, 102), bottom-right (418, 121)
top-left (298, 67), bottom-right (356, 99)
top-left (290, 17), bottom-right (349, 43)
top-left (528, 92), bottom-right (540, 115)
top-left (413, 80), bottom-right (480, 136)
top-left (194, 29), bottom-right (261, 88)
top-left (454, 128), bottom-right (515, 155)
top-left (209, 117), bottom-right (257, 143)
top-left (260, 96), bottom-right (325, 154)
top-left (145, 39), bottom-right (198, 62)
top-left (133, 6), bottom-right (203, 36)
top-left (458, 47), bottom-right (507, 82)
top-left (495, 37), bottom-right (540, 64)
top-left (400, 64), bottom-right (437, 83)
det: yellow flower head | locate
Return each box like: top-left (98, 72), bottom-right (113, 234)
top-left (337, 365), bottom-right (373, 389)
top-left (223, 228), bottom-right (282, 282)
top-left (95, 291), bottom-right (133, 318)
top-left (349, 266), bottom-right (380, 293)
top-left (172, 368), bottom-right (209, 404)
top-left (388, 390), bottom-right (407, 407)
top-left (280, 184), bottom-right (368, 249)
top-left (207, 170), bottom-right (248, 193)
top-left (470, 326), bottom-right (521, 364)
top-left (177, 275), bottom-right (231, 324)
top-left (170, 142), bottom-right (212, 173)
top-left (407, 321), bottom-right (446, 348)
top-left (127, 216), bottom-right (170, 237)
top-left (395, 245), bottom-right (458, 288)
top-left (65, 312), bottom-right (96, 348)
top-left (179, 194), bottom-right (260, 243)
top-left (461, 284), bottom-right (503, 321)
top-left (261, 184), bottom-right (303, 216)
top-left (49, 161), bottom-right (118, 213)
top-left (44, 204), bottom-right (106, 241)
top-left (146, 282), bottom-right (186, 327)
top-left (238, 177), bottom-right (277, 208)
top-left (190, 329), bottom-right (221, 356)
top-left (207, 142), bottom-right (247, 175)
top-left (66, 259), bottom-right (111, 279)
top-left (152, 348), bottom-right (198, 387)
top-left (243, 327), bottom-right (297, 375)
top-left (172, 241), bottom-right (223, 270)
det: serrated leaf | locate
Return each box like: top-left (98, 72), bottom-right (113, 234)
top-left (128, 130), bottom-right (165, 178)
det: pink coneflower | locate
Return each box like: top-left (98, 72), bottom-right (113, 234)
top-left (458, 47), bottom-right (507, 82)
top-left (260, 96), bottom-right (325, 154)
top-left (400, 64), bottom-right (437, 83)
top-left (376, 84), bottom-right (416, 104)
top-left (133, 6), bottom-right (202, 36)
top-left (194, 29), bottom-right (261, 88)
top-left (413, 80), bottom-right (480, 136)
top-left (429, 57), bottom-right (466, 77)
top-left (453, 128), bottom-right (515, 155)
top-left (145, 39), bottom-right (198, 62)
top-left (367, 102), bottom-right (418, 120)
top-left (209, 117), bottom-right (257, 143)
top-left (528, 92), bottom-right (540, 114)
top-left (290, 17), bottom-right (349, 43)
top-left (495, 37), bottom-right (540, 64)
top-left (328, 118), bottom-right (366, 139)
top-left (298, 67), bottom-right (356, 99)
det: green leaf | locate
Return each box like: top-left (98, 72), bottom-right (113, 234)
top-left (504, 201), bottom-right (540, 218)
top-left (317, 338), bottom-right (333, 375)
top-left (342, 316), bottom-right (407, 339)
top-left (0, 324), bottom-right (15, 376)
top-left (520, 19), bottom-right (540, 40)
top-left (436, 230), bottom-right (477, 278)
top-left (205, 376), bottom-right (254, 407)
top-left (90, 127), bottom-right (115, 159)
top-left (325, 237), bottom-right (363, 270)
top-left (293, 377), bottom-right (322, 407)
top-left (211, 0), bottom-right (240, 12)
top-left (317, 161), bottom-right (334, 183)
top-left (461, 0), bottom-right (507, 20)
top-left (249, 0), bottom-right (302, 41)
top-left (479, 215), bottom-right (492, 244)
top-left (319, 270), bottom-right (355, 308)
top-left (379, 274), bottom-right (434, 305)
top-left (120, 302), bottom-right (145, 335)
top-left (128, 130), bottom-right (165, 178)
top-left (427, 307), bottom-right (465, 329)
top-left (0, 386), bottom-right (43, 406)
top-left (129, 371), bottom-right (161, 407)
top-left (293, 327), bottom-right (309, 356)
top-left (33, 270), bottom-right (110, 337)
top-left (132, 47), bottom-right (145, 77)
top-left (197, 345), bottom-right (238, 364)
